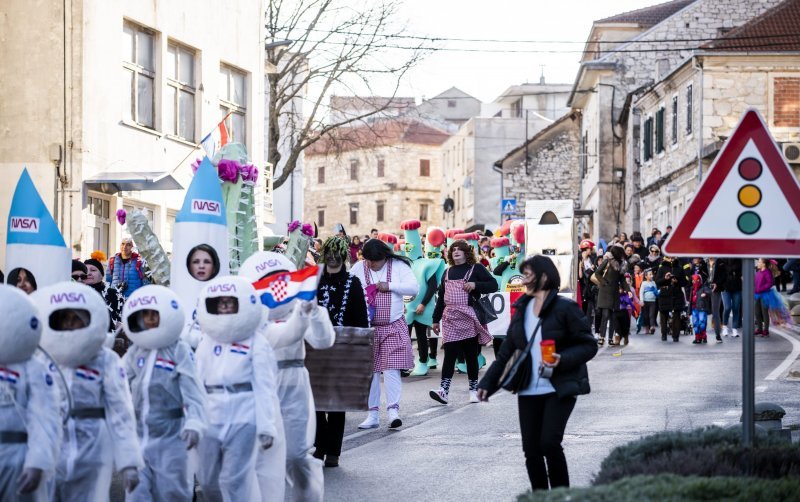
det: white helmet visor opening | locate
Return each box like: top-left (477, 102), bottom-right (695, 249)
top-left (205, 296), bottom-right (239, 315)
top-left (127, 309), bottom-right (161, 332)
top-left (49, 308), bottom-right (91, 331)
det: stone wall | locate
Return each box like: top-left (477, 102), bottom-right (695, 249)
top-left (304, 142), bottom-right (444, 237)
top-left (502, 116), bottom-right (582, 218)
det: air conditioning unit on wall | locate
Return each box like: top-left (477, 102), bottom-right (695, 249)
top-left (782, 142), bottom-right (800, 164)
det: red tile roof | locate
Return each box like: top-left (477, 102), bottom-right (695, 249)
top-left (305, 119), bottom-right (449, 156)
top-left (596, 0), bottom-right (696, 26)
top-left (702, 0), bottom-right (800, 52)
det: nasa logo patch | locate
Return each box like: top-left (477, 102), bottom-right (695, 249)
top-left (250, 295), bottom-right (257, 304)
top-left (137, 357), bottom-right (145, 368)
top-left (45, 374), bottom-right (53, 386)
top-left (48, 362), bottom-right (56, 372)
top-left (213, 345), bottom-right (222, 356)
top-left (30, 317), bottom-right (39, 330)
top-left (171, 300), bottom-right (179, 310)
top-left (119, 368), bottom-right (126, 379)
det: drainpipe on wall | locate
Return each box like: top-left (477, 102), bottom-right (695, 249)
top-left (694, 56), bottom-right (704, 185)
top-left (492, 160), bottom-right (504, 225)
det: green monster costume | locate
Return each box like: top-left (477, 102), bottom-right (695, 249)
top-left (490, 237), bottom-right (513, 290)
top-left (445, 228), bottom-right (464, 248)
top-left (402, 221), bottom-right (446, 376)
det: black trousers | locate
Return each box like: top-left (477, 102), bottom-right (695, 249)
top-left (598, 308), bottom-right (614, 341)
top-left (492, 336), bottom-right (504, 358)
top-left (643, 301), bottom-right (658, 329)
top-left (613, 310), bottom-right (630, 338)
top-left (409, 321), bottom-right (438, 362)
top-left (659, 309), bottom-right (682, 339)
top-left (314, 411), bottom-right (345, 457)
top-left (442, 336), bottom-right (479, 381)
top-left (518, 393), bottom-right (577, 490)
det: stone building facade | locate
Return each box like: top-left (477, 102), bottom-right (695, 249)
top-left (495, 113), bottom-right (582, 219)
top-left (304, 119), bottom-right (449, 237)
top-left (633, 0), bottom-right (800, 234)
top-left (568, 0), bottom-right (784, 241)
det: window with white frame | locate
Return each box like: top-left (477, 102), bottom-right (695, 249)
top-left (164, 210), bottom-right (177, 253)
top-left (165, 42), bottom-right (196, 141)
top-left (86, 195), bottom-right (111, 258)
top-left (122, 22), bottom-right (156, 128)
top-left (219, 65), bottom-right (247, 145)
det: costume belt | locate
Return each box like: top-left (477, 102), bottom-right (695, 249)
top-left (204, 382), bottom-right (253, 394)
top-left (70, 407), bottom-right (106, 419)
top-left (277, 359), bottom-right (305, 369)
top-left (0, 431), bottom-right (27, 443)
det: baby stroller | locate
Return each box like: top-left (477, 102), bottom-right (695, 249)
top-left (669, 289), bottom-right (693, 337)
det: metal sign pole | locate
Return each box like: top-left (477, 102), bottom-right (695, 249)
top-left (741, 258), bottom-right (755, 446)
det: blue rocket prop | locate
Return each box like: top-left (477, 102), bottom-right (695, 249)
top-left (5, 168), bottom-right (71, 288)
top-left (170, 157), bottom-right (230, 314)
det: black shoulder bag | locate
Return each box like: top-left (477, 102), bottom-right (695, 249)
top-left (498, 320), bottom-right (542, 393)
top-left (468, 266), bottom-right (498, 325)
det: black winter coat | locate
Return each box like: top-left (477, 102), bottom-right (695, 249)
top-left (317, 268), bottom-right (369, 328)
top-left (656, 259), bottom-right (687, 311)
top-left (478, 290), bottom-right (598, 398)
top-left (593, 256), bottom-right (629, 310)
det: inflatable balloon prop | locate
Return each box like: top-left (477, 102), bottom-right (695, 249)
top-left (127, 209), bottom-right (170, 286)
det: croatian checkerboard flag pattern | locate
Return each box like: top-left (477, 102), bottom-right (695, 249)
top-left (253, 265), bottom-right (319, 308)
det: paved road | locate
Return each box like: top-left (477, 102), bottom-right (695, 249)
top-left (324, 326), bottom-right (800, 501)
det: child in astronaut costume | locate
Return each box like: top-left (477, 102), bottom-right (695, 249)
top-left (121, 286), bottom-right (207, 501)
top-left (239, 252), bottom-right (335, 502)
top-left (0, 285), bottom-right (60, 502)
top-left (34, 282), bottom-right (142, 501)
top-left (193, 276), bottom-right (279, 502)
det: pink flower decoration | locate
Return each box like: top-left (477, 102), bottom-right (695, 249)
top-left (301, 223), bottom-right (314, 237)
top-left (240, 163), bottom-right (259, 183)
top-left (216, 159), bottom-right (240, 183)
top-left (288, 220), bottom-right (301, 233)
top-left (116, 209), bottom-right (127, 225)
top-left (190, 158), bottom-right (203, 174)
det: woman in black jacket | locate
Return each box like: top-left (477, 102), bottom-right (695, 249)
top-left (655, 255), bottom-right (688, 342)
top-left (477, 255), bottom-right (597, 491)
top-left (313, 236), bottom-right (369, 467)
top-left (592, 245), bottom-right (628, 346)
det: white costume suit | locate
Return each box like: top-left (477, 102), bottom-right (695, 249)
top-left (121, 286), bottom-right (207, 501)
top-left (240, 252), bottom-right (335, 502)
top-left (193, 276), bottom-right (278, 502)
top-left (34, 283), bottom-right (143, 502)
top-left (0, 285), bottom-right (60, 502)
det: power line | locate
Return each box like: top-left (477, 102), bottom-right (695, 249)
top-left (299, 28), bottom-right (800, 45)
top-left (301, 38), bottom-right (800, 54)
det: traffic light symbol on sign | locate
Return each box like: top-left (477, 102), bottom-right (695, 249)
top-left (736, 157), bottom-right (763, 235)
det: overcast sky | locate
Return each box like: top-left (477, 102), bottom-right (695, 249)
top-left (388, 0), bottom-right (670, 103)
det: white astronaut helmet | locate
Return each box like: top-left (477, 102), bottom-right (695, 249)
top-left (122, 285), bottom-right (185, 350)
top-left (197, 275), bottom-right (261, 343)
top-left (0, 284), bottom-right (43, 365)
top-left (33, 282), bottom-right (108, 368)
top-left (239, 251), bottom-right (297, 321)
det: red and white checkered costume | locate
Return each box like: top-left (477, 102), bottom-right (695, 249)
top-left (442, 266), bottom-right (493, 346)
top-left (364, 260), bottom-right (414, 372)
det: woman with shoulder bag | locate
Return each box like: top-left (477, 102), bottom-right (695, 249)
top-left (592, 245), bottom-right (629, 346)
top-left (477, 255), bottom-right (597, 491)
top-left (430, 239), bottom-right (498, 405)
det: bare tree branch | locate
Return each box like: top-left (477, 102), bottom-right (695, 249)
top-left (265, 0), bottom-right (431, 190)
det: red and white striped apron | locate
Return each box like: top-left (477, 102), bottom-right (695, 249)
top-left (365, 260), bottom-right (414, 372)
top-left (442, 265), bottom-right (493, 346)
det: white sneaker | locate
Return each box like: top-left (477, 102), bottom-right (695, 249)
top-left (358, 411), bottom-right (379, 429)
top-left (388, 408), bottom-right (402, 429)
top-left (732, 328), bottom-right (740, 338)
top-left (722, 326), bottom-right (730, 337)
top-left (469, 390), bottom-right (479, 403)
top-left (429, 387), bottom-right (449, 405)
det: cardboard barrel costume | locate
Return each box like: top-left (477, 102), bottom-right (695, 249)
top-left (403, 222), bottom-right (446, 375)
top-left (5, 169), bottom-right (71, 292)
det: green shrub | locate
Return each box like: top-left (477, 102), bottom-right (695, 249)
top-left (517, 474), bottom-right (800, 501)
top-left (592, 426), bottom-right (800, 485)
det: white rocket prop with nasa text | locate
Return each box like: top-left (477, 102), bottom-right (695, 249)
top-left (5, 168), bottom-right (70, 288)
top-left (170, 157), bottom-right (230, 318)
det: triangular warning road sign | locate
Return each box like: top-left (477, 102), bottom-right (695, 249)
top-left (663, 108), bottom-right (800, 258)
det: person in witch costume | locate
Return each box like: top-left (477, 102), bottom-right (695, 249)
top-left (402, 221), bottom-right (446, 376)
